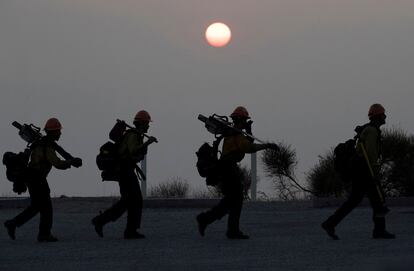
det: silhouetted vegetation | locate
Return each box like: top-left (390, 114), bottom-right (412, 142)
top-left (262, 142), bottom-right (310, 200)
top-left (306, 152), bottom-right (347, 198)
top-left (307, 127), bottom-right (414, 197)
top-left (149, 177), bottom-right (190, 198)
top-left (381, 127), bottom-right (414, 196)
top-left (192, 187), bottom-right (221, 199)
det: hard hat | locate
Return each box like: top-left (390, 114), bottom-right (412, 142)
top-left (368, 104), bottom-right (385, 118)
top-left (230, 106), bottom-right (250, 119)
top-left (44, 118), bottom-right (62, 131)
top-left (134, 110), bottom-right (152, 122)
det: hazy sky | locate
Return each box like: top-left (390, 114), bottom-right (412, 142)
top-left (1, 0), bottom-right (414, 197)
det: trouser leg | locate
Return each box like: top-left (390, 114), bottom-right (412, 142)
top-left (98, 199), bottom-right (127, 225)
top-left (120, 172), bottom-right (143, 232)
top-left (12, 180), bottom-right (50, 233)
top-left (227, 183), bottom-right (244, 233)
top-left (325, 181), bottom-right (365, 228)
top-left (97, 180), bottom-right (128, 225)
top-left (373, 217), bottom-right (386, 232)
top-left (97, 170), bottom-right (142, 231)
top-left (366, 181), bottom-right (387, 232)
top-left (12, 199), bottom-right (39, 228)
top-left (202, 194), bottom-right (231, 225)
top-left (37, 182), bottom-right (53, 236)
top-left (201, 167), bottom-right (244, 232)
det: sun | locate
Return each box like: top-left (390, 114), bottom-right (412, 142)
top-left (205, 22), bottom-right (231, 47)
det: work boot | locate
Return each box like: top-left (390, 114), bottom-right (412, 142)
top-left (321, 221), bottom-right (339, 240)
top-left (37, 234), bottom-right (58, 242)
top-left (373, 230), bottom-right (396, 239)
top-left (226, 231), bottom-right (249, 240)
top-left (91, 216), bottom-right (104, 238)
top-left (4, 220), bottom-right (16, 240)
top-left (124, 231), bottom-right (145, 239)
top-left (196, 213), bottom-right (208, 237)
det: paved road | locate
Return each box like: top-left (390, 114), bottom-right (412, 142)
top-left (1, 201), bottom-right (413, 271)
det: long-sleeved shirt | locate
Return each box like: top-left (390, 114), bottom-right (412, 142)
top-left (356, 125), bottom-right (381, 176)
top-left (29, 137), bottom-right (71, 177)
top-left (118, 129), bottom-right (146, 164)
top-left (221, 134), bottom-right (256, 163)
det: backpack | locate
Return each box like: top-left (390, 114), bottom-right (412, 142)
top-left (2, 138), bottom-right (64, 192)
top-left (97, 120), bottom-right (143, 181)
top-left (96, 141), bottom-right (119, 172)
top-left (333, 139), bottom-right (358, 178)
top-left (196, 137), bottom-right (223, 186)
top-left (2, 149), bottom-right (31, 194)
top-left (96, 121), bottom-right (128, 181)
top-left (333, 123), bottom-right (371, 178)
top-left (109, 120), bottom-right (128, 142)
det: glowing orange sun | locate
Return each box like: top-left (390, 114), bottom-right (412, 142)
top-left (205, 22), bottom-right (231, 47)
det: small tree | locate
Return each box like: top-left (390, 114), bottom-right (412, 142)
top-left (262, 142), bottom-right (311, 200)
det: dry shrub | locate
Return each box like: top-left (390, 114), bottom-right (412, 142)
top-left (306, 151), bottom-right (346, 198)
top-left (192, 187), bottom-right (221, 199)
top-left (261, 142), bottom-right (311, 200)
top-left (149, 177), bottom-right (190, 198)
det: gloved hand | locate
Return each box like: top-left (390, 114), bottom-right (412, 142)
top-left (245, 120), bottom-right (253, 134)
top-left (71, 157), bottom-right (83, 168)
top-left (146, 136), bottom-right (158, 144)
top-left (265, 143), bottom-right (280, 152)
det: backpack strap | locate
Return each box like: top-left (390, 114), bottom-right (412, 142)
top-left (29, 137), bottom-right (47, 160)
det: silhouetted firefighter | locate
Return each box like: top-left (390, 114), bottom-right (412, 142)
top-left (92, 111), bottom-right (157, 239)
top-left (196, 106), bottom-right (279, 239)
top-left (322, 104), bottom-right (395, 240)
top-left (3, 118), bottom-right (82, 242)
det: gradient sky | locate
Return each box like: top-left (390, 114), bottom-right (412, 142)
top-left (1, 0), bottom-right (414, 197)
